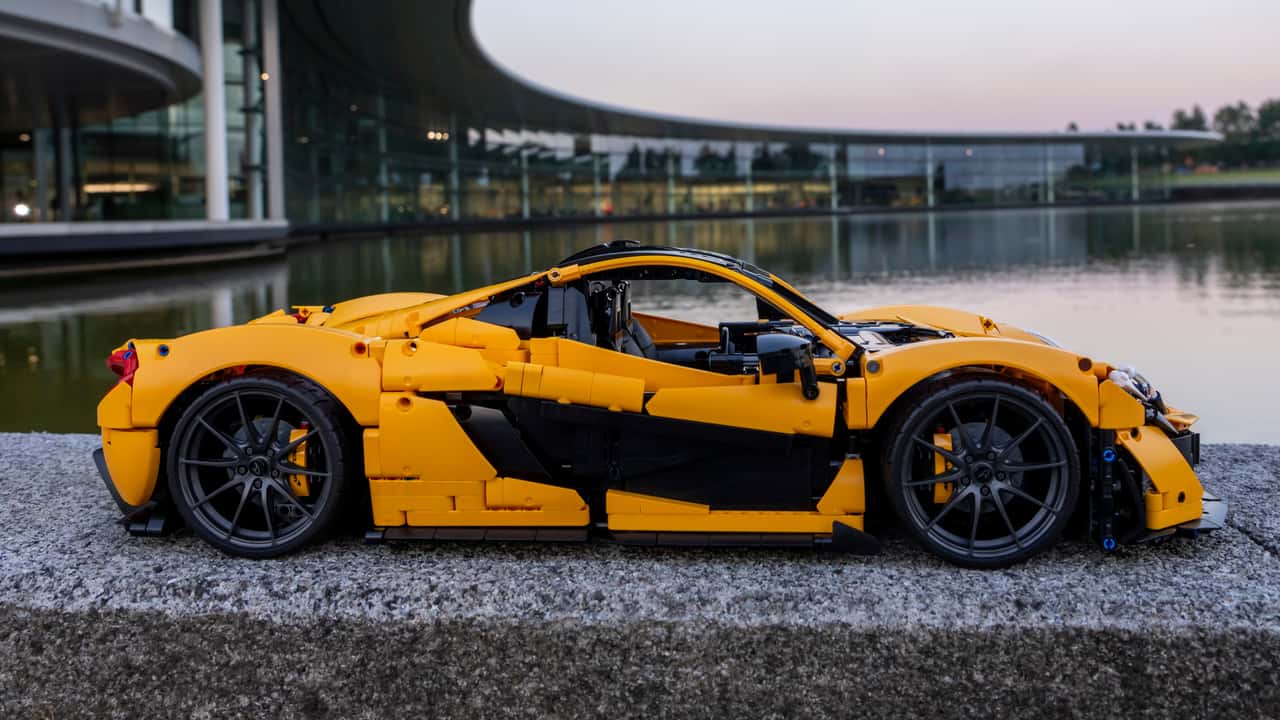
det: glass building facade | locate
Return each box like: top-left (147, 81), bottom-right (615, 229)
top-left (0, 0), bottom-right (1214, 230)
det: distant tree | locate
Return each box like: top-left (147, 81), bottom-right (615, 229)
top-left (1253, 99), bottom-right (1280, 140)
top-left (1171, 105), bottom-right (1208, 131)
top-left (1116, 122), bottom-right (1137, 131)
top-left (1065, 121), bottom-right (1079, 132)
top-left (1143, 120), bottom-right (1164, 131)
top-left (1213, 101), bottom-right (1257, 140)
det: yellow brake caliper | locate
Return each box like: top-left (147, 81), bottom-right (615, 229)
top-left (933, 433), bottom-right (954, 504)
top-left (287, 427), bottom-right (311, 497)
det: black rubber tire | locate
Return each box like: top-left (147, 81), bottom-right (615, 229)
top-left (880, 375), bottom-right (1080, 569)
top-left (166, 372), bottom-right (354, 558)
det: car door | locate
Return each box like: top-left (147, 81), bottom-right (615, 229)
top-left (504, 267), bottom-right (843, 513)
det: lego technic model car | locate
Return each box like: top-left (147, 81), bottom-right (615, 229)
top-left (95, 241), bottom-right (1224, 567)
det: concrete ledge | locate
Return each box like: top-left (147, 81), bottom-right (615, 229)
top-left (0, 220), bottom-right (288, 259)
top-left (2, 433), bottom-right (1278, 718)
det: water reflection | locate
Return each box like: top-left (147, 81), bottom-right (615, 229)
top-left (3, 201), bottom-right (1278, 442)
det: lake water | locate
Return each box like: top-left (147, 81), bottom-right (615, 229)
top-left (3, 201), bottom-right (1279, 443)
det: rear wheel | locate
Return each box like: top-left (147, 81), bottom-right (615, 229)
top-left (167, 372), bottom-right (352, 558)
top-left (881, 376), bottom-right (1079, 568)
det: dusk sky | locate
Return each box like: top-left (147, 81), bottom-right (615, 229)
top-left (473, 0), bottom-right (1280, 133)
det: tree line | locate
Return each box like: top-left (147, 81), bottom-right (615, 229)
top-left (1068, 98), bottom-right (1280, 166)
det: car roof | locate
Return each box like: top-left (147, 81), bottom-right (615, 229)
top-left (557, 241), bottom-right (768, 277)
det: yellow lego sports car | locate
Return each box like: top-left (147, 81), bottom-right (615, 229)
top-left (95, 242), bottom-right (1224, 567)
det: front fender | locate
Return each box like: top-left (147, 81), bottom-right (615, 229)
top-left (857, 337), bottom-right (1101, 428)
top-left (127, 324), bottom-right (383, 429)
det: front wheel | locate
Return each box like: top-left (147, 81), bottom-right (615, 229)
top-left (881, 376), bottom-right (1080, 568)
top-left (166, 372), bottom-right (353, 558)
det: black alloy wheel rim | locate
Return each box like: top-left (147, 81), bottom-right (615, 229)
top-left (174, 390), bottom-right (333, 551)
top-left (899, 392), bottom-right (1070, 561)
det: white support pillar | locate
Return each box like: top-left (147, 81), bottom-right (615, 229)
top-left (828, 148), bottom-right (838, 210)
top-left (591, 154), bottom-right (602, 217)
top-left (262, 0), bottom-right (285, 220)
top-left (925, 143), bottom-right (936, 208)
top-left (1044, 145), bottom-right (1056, 205)
top-left (376, 94), bottom-right (389, 223)
top-left (744, 162), bottom-right (754, 213)
top-left (55, 109), bottom-right (73, 220)
top-left (200, 0), bottom-right (229, 220)
top-left (33, 129), bottom-right (49, 221)
top-left (448, 115), bottom-right (460, 220)
top-left (665, 151), bottom-right (676, 215)
top-left (1130, 145), bottom-right (1140, 203)
top-left (519, 148), bottom-right (530, 219)
top-left (241, 0), bottom-right (262, 219)
top-left (211, 288), bottom-right (234, 328)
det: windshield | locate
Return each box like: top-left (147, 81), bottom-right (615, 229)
top-left (764, 276), bottom-right (839, 327)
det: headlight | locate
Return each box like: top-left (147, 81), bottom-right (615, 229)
top-left (1110, 365), bottom-right (1156, 401)
top-left (1024, 329), bottom-right (1062, 348)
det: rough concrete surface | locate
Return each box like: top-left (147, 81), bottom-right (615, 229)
top-left (0, 432), bottom-right (1277, 719)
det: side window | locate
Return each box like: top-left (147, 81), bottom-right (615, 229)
top-left (628, 276), bottom-right (764, 327)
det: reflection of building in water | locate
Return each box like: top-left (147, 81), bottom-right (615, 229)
top-left (843, 208), bottom-right (1092, 279)
top-left (0, 258), bottom-right (289, 377)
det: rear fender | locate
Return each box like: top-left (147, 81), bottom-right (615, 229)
top-left (128, 324), bottom-right (382, 429)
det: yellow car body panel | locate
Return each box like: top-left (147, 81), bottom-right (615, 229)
top-left (543, 338), bottom-right (753, 390)
top-left (380, 339), bottom-right (504, 393)
top-left (839, 304), bottom-right (1046, 345)
top-left (606, 490), bottom-right (863, 533)
top-left (644, 382), bottom-right (837, 437)
top-left (1117, 428), bottom-right (1204, 528)
top-left (370, 393), bottom-right (494, 481)
top-left (503, 361), bottom-right (646, 413)
top-left (1099, 379), bottom-right (1147, 429)
top-left (630, 312), bottom-right (721, 345)
top-left (816, 458), bottom-right (865, 515)
top-left (100, 427), bottom-right (161, 507)
top-left (858, 337), bottom-right (1101, 428)
top-left (127, 324), bottom-right (383, 428)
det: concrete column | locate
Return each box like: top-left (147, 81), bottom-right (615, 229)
top-left (268, 271), bottom-right (289, 310)
top-left (829, 215), bottom-right (839, 280)
top-left (1162, 147), bottom-right (1171, 201)
top-left (262, 0), bottom-right (285, 219)
top-left (211, 288), bottom-right (234, 328)
top-left (927, 212), bottom-right (937, 271)
top-left (925, 143), bottom-right (936, 208)
top-left (744, 162), bottom-right (754, 213)
top-left (591, 154), bottom-right (602, 217)
top-left (241, 0), bottom-right (262, 219)
top-left (448, 115), bottom-right (460, 221)
top-left (54, 103), bottom-right (73, 220)
top-left (1131, 205), bottom-right (1141, 252)
top-left (665, 151), bottom-right (676, 215)
top-left (1044, 145), bottom-right (1056, 205)
top-left (450, 234), bottom-right (464, 291)
top-left (305, 106), bottom-right (318, 221)
top-left (200, 0), bottom-right (229, 220)
top-left (1130, 144), bottom-right (1140, 203)
top-left (376, 94), bottom-right (389, 223)
top-left (519, 148), bottom-right (530, 220)
top-left (33, 129), bottom-right (49, 221)
top-left (828, 148), bottom-right (838, 210)
top-left (380, 237), bottom-right (393, 291)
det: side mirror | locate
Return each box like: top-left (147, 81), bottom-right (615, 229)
top-left (756, 333), bottom-right (820, 400)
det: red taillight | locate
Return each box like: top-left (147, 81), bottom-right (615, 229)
top-left (107, 348), bottom-right (139, 385)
